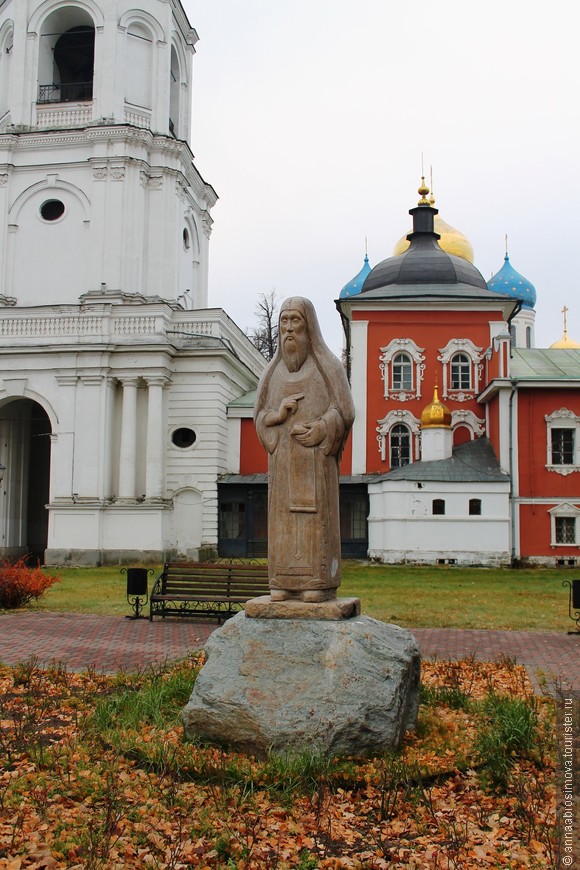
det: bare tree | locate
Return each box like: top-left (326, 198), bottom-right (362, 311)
top-left (247, 290), bottom-right (280, 360)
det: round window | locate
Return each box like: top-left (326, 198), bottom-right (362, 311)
top-left (40, 199), bottom-right (65, 222)
top-left (172, 427), bottom-right (197, 449)
top-left (183, 228), bottom-right (190, 250)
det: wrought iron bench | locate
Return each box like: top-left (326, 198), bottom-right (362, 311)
top-left (149, 561), bottom-right (269, 623)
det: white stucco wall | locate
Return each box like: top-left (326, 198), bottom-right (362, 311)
top-left (368, 478), bottom-right (511, 565)
top-left (0, 304), bottom-right (265, 564)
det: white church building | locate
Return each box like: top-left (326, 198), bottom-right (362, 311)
top-left (0, 0), bottom-right (265, 565)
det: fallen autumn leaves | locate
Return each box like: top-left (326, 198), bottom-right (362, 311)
top-left (0, 654), bottom-right (559, 868)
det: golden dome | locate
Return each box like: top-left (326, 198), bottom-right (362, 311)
top-left (394, 214), bottom-right (475, 263)
top-left (421, 386), bottom-right (452, 429)
top-left (550, 332), bottom-right (580, 349)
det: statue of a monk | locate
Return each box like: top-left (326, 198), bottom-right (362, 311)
top-left (254, 297), bottom-right (355, 602)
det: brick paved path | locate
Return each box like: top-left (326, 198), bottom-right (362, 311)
top-left (0, 611), bottom-right (578, 695)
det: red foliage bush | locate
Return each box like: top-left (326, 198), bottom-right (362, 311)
top-left (0, 557), bottom-right (60, 609)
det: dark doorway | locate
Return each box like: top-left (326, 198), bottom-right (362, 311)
top-left (218, 482), bottom-right (369, 560)
top-left (219, 484), bottom-right (268, 558)
top-left (0, 400), bottom-right (51, 561)
top-left (27, 405), bottom-right (51, 560)
top-left (53, 26), bottom-right (95, 101)
top-left (339, 484), bottom-right (369, 559)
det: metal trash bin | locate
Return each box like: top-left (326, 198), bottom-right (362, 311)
top-left (122, 567), bottom-right (152, 620)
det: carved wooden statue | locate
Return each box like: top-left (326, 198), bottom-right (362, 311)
top-left (254, 297), bottom-right (355, 602)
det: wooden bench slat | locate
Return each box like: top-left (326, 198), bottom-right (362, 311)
top-left (152, 595), bottom-right (251, 604)
top-left (149, 560), bottom-right (269, 623)
top-left (161, 584), bottom-right (267, 590)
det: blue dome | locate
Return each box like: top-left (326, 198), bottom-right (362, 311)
top-left (487, 253), bottom-right (536, 309)
top-left (339, 254), bottom-right (371, 299)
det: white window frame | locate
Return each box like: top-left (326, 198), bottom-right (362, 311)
top-left (380, 339), bottom-right (425, 401)
top-left (450, 352), bottom-right (472, 391)
top-left (438, 338), bottom-right (483, 401)
top-left (549, 503), bottom-right (580, 547)
top-left (391, 352), bottom-right (413, 393)
top-left (377, 410), bottom-right (421, 462)
top-left (389, 423), bottom-right (411, 469)
top-left (545, 409), bottom-right (580, 476)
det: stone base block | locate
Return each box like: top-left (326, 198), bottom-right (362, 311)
top-left (245, 595), bottom-right (361, 620)
top-left (182, 612), bottom-right (420, 759)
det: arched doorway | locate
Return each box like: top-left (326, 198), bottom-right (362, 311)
top-left (453, 425), bottom-right (472, 447)
top-left (53, 25), bottom-right (95, 101)
top-left (0, 400), bottom-right (52, 562)
top-left (37, 10), bottom-right (95, 105)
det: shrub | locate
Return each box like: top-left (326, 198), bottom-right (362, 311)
top-left (0, 557), bottom-right (60, 609)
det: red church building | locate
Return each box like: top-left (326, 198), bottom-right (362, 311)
top-left (221, 182), bottom-right (580, 566)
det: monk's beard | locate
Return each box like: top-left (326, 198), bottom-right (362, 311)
top-left (282, 335), bottom-right (308, 372)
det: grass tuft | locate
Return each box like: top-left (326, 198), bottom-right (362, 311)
top-left (476, 692), bottom-right (540, 791)
top-left (87, 659), bottom-right (199, 736)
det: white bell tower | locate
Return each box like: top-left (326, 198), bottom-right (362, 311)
top-left (0, 0), bottom-right (267, 569)
top-left (0, 0), bottom-right (216, 309)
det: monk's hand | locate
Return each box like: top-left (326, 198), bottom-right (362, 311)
top-left (278, 393), bottom-right (304, 421)
top-left (291, 419), bottom-right (326, 446)
top-left (266, 393), bottom-right (305, 426)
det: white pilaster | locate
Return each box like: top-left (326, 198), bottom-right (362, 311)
top-left (350, 320), bottom-right (368, 474)
top-left (53, 375), bottom-right (78, 499)
top-left (498, 386), bottom-right (514, 475)
top-left (145, 376), bottom-right (166, 500)
top-left (118, 377), bottom-right (139, 500)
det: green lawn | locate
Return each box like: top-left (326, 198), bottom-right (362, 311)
top-left (33, 565), bottom-right (158, 617)
top-left (340, 561), bottom-right (574, 632)
top-left (29, 561), bottom-right (576, 632)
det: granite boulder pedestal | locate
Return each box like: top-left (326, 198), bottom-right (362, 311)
top-left (182, 598), bottom-right (421, 759)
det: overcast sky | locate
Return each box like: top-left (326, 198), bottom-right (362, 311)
top-left (183, 0), bottom-right (578, 355)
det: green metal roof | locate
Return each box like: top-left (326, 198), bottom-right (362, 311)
top-left (510, 348), bottom-right (580, 380)
top-left (228, 389), bottom-right (257, 409)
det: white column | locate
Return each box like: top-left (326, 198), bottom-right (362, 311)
top-left (118, 377), bottom-right (139, 500)
top-left (145, 376), bottom-right (166, 500)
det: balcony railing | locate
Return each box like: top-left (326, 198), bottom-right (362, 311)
top-left (38, 82), bottom-right (93, 104)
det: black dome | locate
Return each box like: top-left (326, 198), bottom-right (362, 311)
top-left (362, 205), bottom-right (488, 295)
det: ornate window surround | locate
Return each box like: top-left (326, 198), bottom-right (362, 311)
top-left (438, 338), bottom-right (483, 401)
top-left (377, 410), bottom-right (421, 462)
top-left (379, 339), bottom-right (425, 401)
top-left (545, 409), bottom-right (580, 476)
top-left (549, 503), bottom-right (580, 546)
top-left (450, 409), bottom-right (486, 439)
